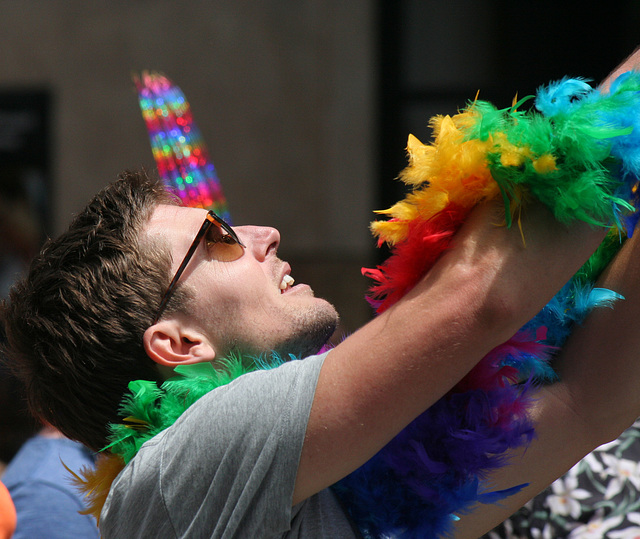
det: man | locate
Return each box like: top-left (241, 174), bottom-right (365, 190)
top-left (3, 53), bottom-right (640, 538)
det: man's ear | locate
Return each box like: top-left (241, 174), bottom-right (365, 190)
top-left (143, 320), bottom-right (216, 367)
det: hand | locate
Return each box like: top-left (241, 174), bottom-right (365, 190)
top-left (431, 199), bottom-right (606, 341)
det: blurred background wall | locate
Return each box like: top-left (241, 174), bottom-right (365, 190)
top-left (0, 0), bottom-right (639, 339)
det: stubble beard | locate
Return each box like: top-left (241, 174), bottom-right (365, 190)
top-left (223, 301), bottom-right (340, 361)
top-left (272, 302), bottom-right (340, 358)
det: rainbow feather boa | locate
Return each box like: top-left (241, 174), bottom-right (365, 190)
top-left (332, 72), bottom-right (640, 538)
top-left (76, 72), bottom-right (640, 537)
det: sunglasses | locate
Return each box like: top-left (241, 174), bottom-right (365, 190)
top-left (152, 210), bottom-right (245, 324)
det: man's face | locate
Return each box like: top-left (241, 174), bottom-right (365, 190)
top-left (144, 204), bottom-right (339, 359)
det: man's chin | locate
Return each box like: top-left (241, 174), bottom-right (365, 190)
top-left (222, 301), bottom-right (339, 360)
top-left (276, 305), bottom-right (339, 359)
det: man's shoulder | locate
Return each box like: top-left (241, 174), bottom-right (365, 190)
top-left (102, 352), bottom-right (332, 538)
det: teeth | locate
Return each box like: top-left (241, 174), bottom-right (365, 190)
top-left (280, 274), bottom-right (295, 290)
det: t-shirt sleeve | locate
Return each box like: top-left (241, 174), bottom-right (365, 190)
top-left (100, 353), bottom-right (327, 538)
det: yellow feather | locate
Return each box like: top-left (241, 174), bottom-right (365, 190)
top-left (64, 452), bottom-right (125, 525)
top-left (371, 219), bottom-right (411, 245)
top-left (532, 154), bottom-right (557, 174)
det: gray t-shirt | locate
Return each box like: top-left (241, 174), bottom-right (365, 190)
top-left (100, 353), bottom-right (359, 538)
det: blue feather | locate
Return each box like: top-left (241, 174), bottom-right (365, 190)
top-left (535, 77), bottom-right (593, 117)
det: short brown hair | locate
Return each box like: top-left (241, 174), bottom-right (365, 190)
top-left (1, 169), bottom-right (184, 451)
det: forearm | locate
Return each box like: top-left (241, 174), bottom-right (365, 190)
top-left (453, 228), bottom-right (640, 537)
top-left (295, 201), bottom-right (604, 503)
top-left (555, 231), bottom-right (640, 442)
top-left (296, 257), bottom-right (511, 503)
top-left (334, 199), bottom-right (602, 427)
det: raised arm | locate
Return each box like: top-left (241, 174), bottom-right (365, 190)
top-left (450, 46), bottom-right (640, 537)
top-left (293, 200), bottom-right (605, 504)
top-left (452, 226), bottom-right (640, 537)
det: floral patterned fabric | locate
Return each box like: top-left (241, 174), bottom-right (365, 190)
top-left (485, 419), bottom-right (640, 539)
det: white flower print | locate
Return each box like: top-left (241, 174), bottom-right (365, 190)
top-left (567, 510), bottom-right (624, 538)
top-left (580, 452), bottom-right (604, 478)
top-left (600, 454), bottom-right (640, 499)
top-left (547, 475), bottom-right (592, 518)
top-left (608, 511), bottom-right (640, 538)
top-left (530, 522), bottom-right (555, 539)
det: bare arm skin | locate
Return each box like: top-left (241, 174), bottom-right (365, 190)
top-left (599, 45), bottom-right (640, 93)
top-left (293, 201), bottom-right (605, 504)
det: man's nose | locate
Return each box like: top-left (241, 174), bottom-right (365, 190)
top-left (235, 226), bottom-right (280, 261)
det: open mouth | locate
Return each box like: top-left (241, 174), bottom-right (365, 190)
top-left (279, 274), bottom-right (295, 293)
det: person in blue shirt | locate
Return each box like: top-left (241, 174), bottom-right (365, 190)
top-left (2, 426), bottom-right (98, 539)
